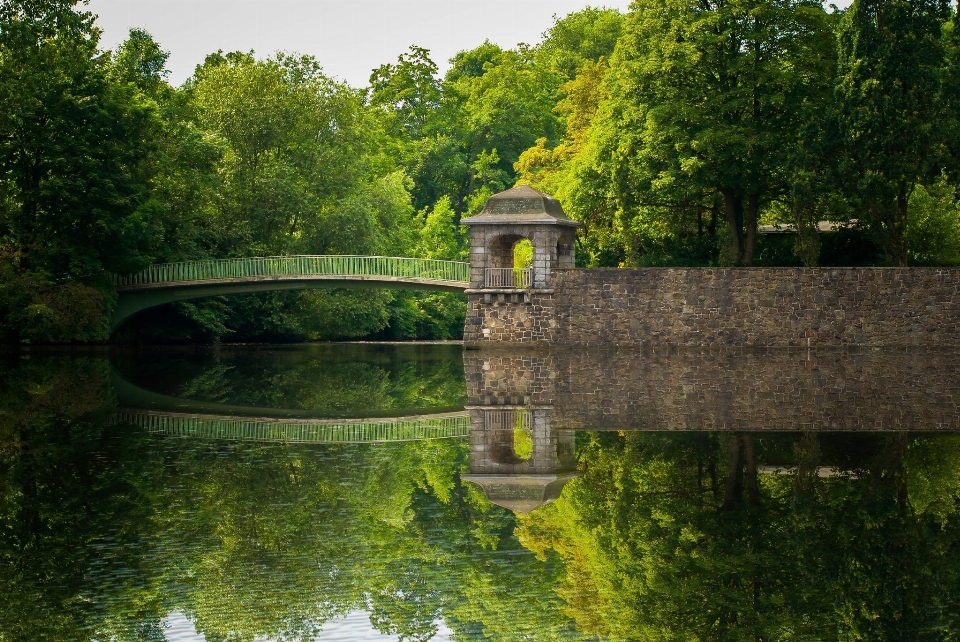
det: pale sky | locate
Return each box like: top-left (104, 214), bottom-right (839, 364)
top-left (86, 0), bottom-right (634, 88)
top-left (162, 609), bottom-right (454, 641)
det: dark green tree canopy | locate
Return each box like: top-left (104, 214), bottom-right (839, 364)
top-left (836, 0), bottom-right (952, 265)
top-left (0, 0), bottom-right (161, 278)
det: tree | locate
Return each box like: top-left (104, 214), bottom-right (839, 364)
top-left (369, 45), bottom-right (442, 141)
top-left (0, 0), bottom-right (162, 279)
top-left (415, 196), bottom-right (467, 261)
top-left (533, 7), bottom-right (624, 81)
top-left (518, 431), bottom-right (960, 641)
top-left (905, 174), bottom-right (960, 265)
top-left (578, 0), bottom-right (835, 265)
top-left (835, 0), bottom-right (952, 265)
top-left (128, 51), bottom-right (424, 342)
top-left (108, 26), bottom-right (170, 96)
top-left (443, 43), bottom-right (561, 216)
top-left (190, 51), bottom-right (388, 256)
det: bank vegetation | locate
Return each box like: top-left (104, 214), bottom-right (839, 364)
top-left (3, 0), bottom-right (960, 342)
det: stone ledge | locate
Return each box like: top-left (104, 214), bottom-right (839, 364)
top-left (464, 405), bottom-right (555, 410)
top-left (465, 288), bottom-right (554, 294)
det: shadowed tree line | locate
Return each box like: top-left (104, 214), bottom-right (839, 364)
top-left (112, 343), bottom-right (468, 415)
top-left (4, 0), bottom-right (960, 342)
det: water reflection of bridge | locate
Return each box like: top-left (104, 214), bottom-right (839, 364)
top-left (117, 348), bottom-right (960, 513)
top-left (118, 410), bottom-right (470, 443)
top-left (113, 370), bottom-right (468, 443)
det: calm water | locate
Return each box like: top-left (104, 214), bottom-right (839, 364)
top-left (3, 344), bottom-right (960, 641)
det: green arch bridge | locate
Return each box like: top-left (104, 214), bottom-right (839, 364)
top-left (111, 255), bottom-right (470, 331)
top-left (113, 369), bottom-right (469, 443)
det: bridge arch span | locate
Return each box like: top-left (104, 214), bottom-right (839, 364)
top-left (111, 255), bottom-right (468, 331)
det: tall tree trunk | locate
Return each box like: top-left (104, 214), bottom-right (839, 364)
top-left (720, 435), bottom-right (760, 509)
top-left (709, 459), bottom-right (719, 498)
top-left (896, 431), bottom-right (909, 514)
top-left (720, 435), bottom-right (744, 511)
top-left (896, 186), bottom-right (909, 267)
top-left (796, 432), bottom-right (821, 493)
top-left (743, 435), bottom-right (759, 506)
top-left (721, 189), bottom-right (744, 264)
top-left (16, 424), bottom-right (42, 558)
top-left (743, 193), bottom-right (760, 265)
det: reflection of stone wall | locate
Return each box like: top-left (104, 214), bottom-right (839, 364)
top-left (464, 353), bottom-right (555, 406)
top-left (464, 349), bottom-right (960, 432)
top-left (467, 267), bottom-right (960, 347)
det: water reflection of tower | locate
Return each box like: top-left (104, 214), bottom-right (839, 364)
top-left (461, 354), bottom-right (580, 514)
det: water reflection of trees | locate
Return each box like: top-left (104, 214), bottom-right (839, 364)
top-left (0, 355), bottom-right (584, 641)
top-left (518, 431), bottom-right (960, 641)
top-left (8, 354), bottom-right (960, 641)
top-left (113, 344), bottom-right (467, 414)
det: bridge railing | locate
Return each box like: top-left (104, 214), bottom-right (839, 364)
top-left (484, 267), bottom-right (533, 289)
top-left (112, 255), bottom-right (470, 287)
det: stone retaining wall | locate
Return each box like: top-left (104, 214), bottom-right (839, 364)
top-left (465, 267), bottom-right (960, 347)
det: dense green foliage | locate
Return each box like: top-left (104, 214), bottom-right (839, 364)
top-left (3, 0), bottom-right (960, 341)
top-left (519, 431), bottom-right (960, 641)
top-left (0, 354), bottom-right (588, 641)
top-left (517, 0), bottom-right (960, 269)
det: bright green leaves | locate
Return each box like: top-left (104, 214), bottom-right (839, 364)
top-left (533, 7), bottom-right (624, 81)
top-left (369, 45), bottom-right (442, 140)
top-left (906, 174), bottom-right (960, 265)
top-left (190, 52), bottom-right (389, 257)
top-left (416, 196), bottom-right (467, 261)
top-left (108, 27), bottom-right (170, 97)
top-left (588, 0), bottom-right (835, 265)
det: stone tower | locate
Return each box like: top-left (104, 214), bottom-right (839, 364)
top-left (461, 185), bottom-right (582, 346)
